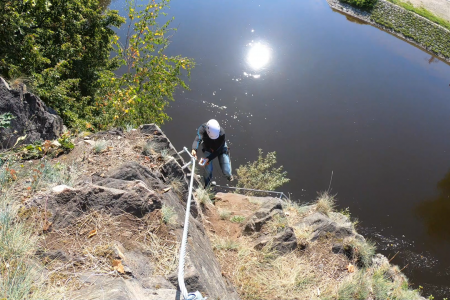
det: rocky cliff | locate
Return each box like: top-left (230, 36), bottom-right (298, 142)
top-left (0, 77), bottom-right (63, 149)
top-left (25, 124), bottom-right (240, 300)
top-left (2, 124), bottom-right (425, 300)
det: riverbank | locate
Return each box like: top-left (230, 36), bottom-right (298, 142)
top-left (326, 0), bottom-right (450, 63)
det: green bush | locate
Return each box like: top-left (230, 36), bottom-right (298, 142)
top-left (0, 0), bottom-right (194, 130)
top-left (341, 0), bottom-right (378, 10)
top-left (0, 0), bottom-right (124, 128)
top-left (236, 149), bottom-right (290, 194)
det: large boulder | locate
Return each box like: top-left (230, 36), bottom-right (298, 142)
top-left (32, 181), bottom-right (162, 229)
top-left (254, 227), bottom-right (298, 254)
top-left (242, 197), bottom-right (284, 235)
top-left (0, 77), bottom-right (63, 149)
top-left (296, 212), bottom-right (353, 241)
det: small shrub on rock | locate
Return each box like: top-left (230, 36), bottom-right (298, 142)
top-left (230, 215), bottom-right (245, 223)
top-left (236, 149), bottom-right (290, 194)
top-left (341, 0), bottom-right (378, 10)
top-left (0, 113), bottom-right (15, 129)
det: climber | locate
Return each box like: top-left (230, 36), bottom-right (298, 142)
top-left (191, 119), bottom-right (233, 187)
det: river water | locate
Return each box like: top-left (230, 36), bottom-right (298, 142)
top-left (108, 0), bottom-right (450, 297)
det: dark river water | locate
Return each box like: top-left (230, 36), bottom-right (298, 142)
top-left (108, 0), bottom-right (450, 297)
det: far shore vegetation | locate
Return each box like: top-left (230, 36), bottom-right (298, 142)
top-left (385, 0), bottom-right (450, 31)
top-left (340, 0), bottom-right (450, 31)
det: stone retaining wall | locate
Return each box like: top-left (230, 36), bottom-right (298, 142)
top-left (327, 0), bottom-right (450, 63)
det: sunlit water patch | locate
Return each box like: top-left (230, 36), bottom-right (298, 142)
top-left (246, 41), bottom-right (272, 72)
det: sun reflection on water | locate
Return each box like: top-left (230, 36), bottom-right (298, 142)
top-left (246, 42), bottom-right (271, 71)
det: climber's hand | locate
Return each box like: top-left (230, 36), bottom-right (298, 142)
top-left (191, 149), bottom-right (197, 159)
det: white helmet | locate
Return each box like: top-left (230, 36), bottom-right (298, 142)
top-left (206, 119), bottom-right (220, 140)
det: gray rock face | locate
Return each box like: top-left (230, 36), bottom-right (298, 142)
top-left (0, 77), bottom-right (63, 149)
top-left (71, 276), bottom-right (180, 300)
top-left (34, 140), bottom-right (239, 300)
top-left (95, 162), bottom-right (166, 192)
top-left (243, 197), bottom-right (284, 235)
top-left (298, 212), bottom-right (353, 241)
top-left (255, 227), bottom-right (298, 254)
top-left (32, 180), bottom-right (162, 229)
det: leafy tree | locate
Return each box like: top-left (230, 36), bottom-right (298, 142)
top-left (0, 0), bottom-right (194, 130)
top-left (236, 149), bottom-right (290, 194)
top-left (0, 0), bottom-right (125, 128)
top-left (93, 0), bottom-right (194, 128)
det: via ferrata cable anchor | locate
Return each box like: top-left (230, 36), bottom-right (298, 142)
top-left (186, 291), bottom-right (207, 300)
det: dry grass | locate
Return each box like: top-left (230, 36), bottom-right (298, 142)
top-left (196, 187), bottom-right (213, 205)
top-left (1, 162), bottom-right (65, 300)
top-left (336, 266), bottom-right (422, 300)
top-left (40, 209), bottom-right (179, 291)
top-left (218, 208), bottom-right (231, 220)
top-left (315, 192), bottom-right (336, 216)
top-left (142, 140), bottom-right (160, 156)
top-left (266, 214), bottom-right (288, 234)
top-left (343, 236), bottom-right (376, 268)
top-left (213, 235), bottom-right (349, 300)
top-left (161, 204), bottom-right (177, 225)
top-left (209, 193), bottom-right (422, 300)
top-left (168, 176), bottom-right (185, 197)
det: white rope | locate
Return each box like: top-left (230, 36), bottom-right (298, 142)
top-left (176, 147), bottom-right (288, 299)
top-left (177, 147), bottom-right (199, 300)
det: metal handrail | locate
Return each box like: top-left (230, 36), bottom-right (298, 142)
top-left (213, 184), bottom-right (289, 200)
top-left (176, 147), bottom-right (207, 300)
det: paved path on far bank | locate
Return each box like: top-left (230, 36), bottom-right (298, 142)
top-left (400, 0), bottom-right (450, 23)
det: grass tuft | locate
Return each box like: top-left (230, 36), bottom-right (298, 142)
top-left (160, 148), bottom-right (172, 161)
top-left (230, 215), bottom-right (246, 223)
top-left (125, 124), bottom-right (134, 132)
top-left (161, 205), bottom-right (177, 225)
top-left (93, 140), bottom-right (108, 154)
top-left (219, 209), bottom-right (231, 220)
top-left (266, 214), bottom-right (288, 234)
top-left (337, 270), bottom-right (371, 300)
top-left (196, 187), bottom-right (213, 205)
top-left (344, 237), bottom-right (376, 268)
top-left (213, 236), bottom-right (239, 251)
top-left (168, 176), bottom-right (185, 197)
top-left (142, 140), bottom-right (160, 156)
top-left (315, 192), bottom-right (336, 216)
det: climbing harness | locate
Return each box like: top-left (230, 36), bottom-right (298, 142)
top-left (177, 147), bottom-right (207, 300)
